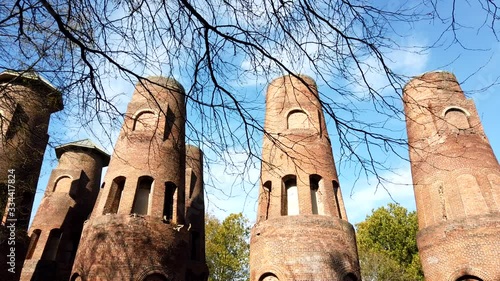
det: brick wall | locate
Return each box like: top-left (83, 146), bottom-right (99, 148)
top-left (404, 71), bottom-right (500, 281)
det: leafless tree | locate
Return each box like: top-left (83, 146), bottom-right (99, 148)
top-left (0, 0), bottom-right (498, 199)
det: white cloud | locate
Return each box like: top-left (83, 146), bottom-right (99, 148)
top-left (394, 47), bottom-right (429, 74)
top-left (350, 37), bottom-right (430, 98)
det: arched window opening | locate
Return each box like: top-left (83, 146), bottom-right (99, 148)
top-left (163, 182), bottom-right (176, 222)
top-left (333, 180), bottom-right (342, 219)
top-left (60, 236), bottom-right (77, 264)
top-left (133, 110), bottom-right (157, 131)
top-left (284, 176), bottom-right (299, 216)
top-left (262, 181), bottom-right (272, 220)
top-left (164, 106), bottom-right (176, 140)
top-left (132, 176), bottom-right (153, 215)
top-left (26, 229), bottom-right (41, 259)
top-left (41, 229), bottom-right (62, 261)
top-left (189, 171), bottom-right (197, 199)
top-left (0, 110), bottom-right (6, 136)
top-left (344, 273), bottom-right (358, 281)
top-left (54, 176), bottom-right (72, 193)
top-left (445, 108), bottom-right (469, 131)
top-left (20, 191), bottom-right (33, 219)
top-left (143, 273), bottom-right (169, 281)
top-left (287, 110), bottom-right (311, 129)
top-left (5, 104), bottom-right (27, 140)
top-left (263, 181), bottom-right (272, 192)
top-left (103, 177), bottom-right (125, 214)
top-left (70, 273), bottom-right (82, 281)
top-left (310, 175), bottom-right (324, 215)
top-left (260, 273), bottom-right (279, 281)
top-left (190, 231), bottom-right (200, 261)
top-left (0, 183), bottom-right (6, 222)
top-left (318, 110), bottom-right (322, 136)
top-left (456, 275), bottom-right (483, 281)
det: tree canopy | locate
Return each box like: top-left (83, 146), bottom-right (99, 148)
top-left (205, 213), bottom-right (250, 281)
top-left (2, 1), bottom-right (499, 170)
top-left (356, 203), bottom-right (423, 281)
top-left (1, 1), bottom-right (499, 201)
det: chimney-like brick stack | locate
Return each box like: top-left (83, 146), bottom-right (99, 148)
top-left (249, 75), bottom-right (361, 281)
top-left (71, 77), bottom-right (207, 281)
top-left (0, 71), bottom-right (63, 281)
top-left (20, 140), bottom-right (109, 281)
top-left (404, 71), bottom-right (500, 281)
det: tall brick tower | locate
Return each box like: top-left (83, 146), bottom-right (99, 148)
top-left (0, 71), bottom-right (63, 281)
top-left (185, 145), bottom-right (209, 281)
top-left (20, 139), bottom-right (109, 281)
top-left (250, 75), bottom-right (361, 281)
top-left (404, 71), bottom-right (500, 281)
top-left (71, 77), bottom-right (206, 281)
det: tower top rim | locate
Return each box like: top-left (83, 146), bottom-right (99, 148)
top-left (136, 76), bottom-right (186, 94)
top-left (411, 70), bottom-right (455, 78)
top-left (186, 144), bottom-right (203, 153)
top-left (55, 139), bottom-right (111, 166)
top-left (404, 70), bottom-right (459, 89)
top-left (269, 74), bottom-right (317, 87)
top-left (0, 70), bottom-right (58, 92)
top-left (403, 70), bottom-right (464, 101)
top-left (266, 74), bottom-right (318, 100)
top-left (0, 70), bottom-right (63, 112)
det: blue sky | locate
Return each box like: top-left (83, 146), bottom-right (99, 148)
top-left (29, 1), bottom-right (500, 227)
top-left (199, 1), bottom-right (500, 224)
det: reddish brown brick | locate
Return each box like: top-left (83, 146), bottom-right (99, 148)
top-left (20, 140), bottom-right (109, 281)
top-left (71, 77), bottom-right (207, 281)
top-left (404, 71), bottom-right (500, 281)
top-left (250, 75), bottom-right (360, 281)
top-left (0, 71), bottom-right (63, 281)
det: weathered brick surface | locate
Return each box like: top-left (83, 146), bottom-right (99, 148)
top-left (417, 214), bottom-right (500, 281)
top-left (404, 71), bottom-right (500, 281)
top-left (71, 77), bottom-right (208, 281)
top-left (250, 216), bottom-right (360, 281)
top-left (0, 71), bottom-right (63, 281)
top-left (20, 142), bottom-right (109, 281)
top-left (185, 145), bottom-right (209, 280)
top-left (250, 75), bottom-right (360, 281)
top-left (72, 214), bottom-right (189, 281)
top-left (89, 77), bottom-right (187, 223)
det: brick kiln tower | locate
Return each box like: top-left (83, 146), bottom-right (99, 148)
top-left (250, 75), bottom-right (361, 281)
top-left (71, 77), bottom-right (208, 281)
top-left (185, 145), bottom-right (208, 280)
top-left (0, 70), bottom-right (63, 281)
top-left (20, 139), bottom-right (109, 281)
top-left (404, 71), bottom-right (500, 281)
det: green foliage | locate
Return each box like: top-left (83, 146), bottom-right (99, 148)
top-left (205, 213), bottom-right (250, 281)
top-left (358, 250), bottom-right (408, 281)
top-left (356, 203), bottom-right (424, 281)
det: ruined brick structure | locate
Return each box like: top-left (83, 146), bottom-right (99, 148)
top-left (0, 71), bottom-right (63, 281)
top-left (7, 69), bottom-right (499, 281)
top-left (20, 140), bottom-right (110, 281)
top-left (185, 145), bottom-right (208, 280)
top-left (404, 71), bottom-right (500, 281)
top-left (70, 77), bottom-right (208, 281)
top-left (249, 75), bottom-right (361, 281)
